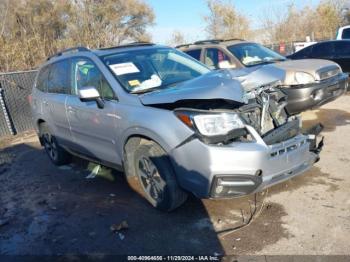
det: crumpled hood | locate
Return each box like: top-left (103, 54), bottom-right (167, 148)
top-left (273, 59), bottom-right (340, 85)
top-left (139, 71), bottom-right (246, 105)
top-left (227, 66), bottom-right (285, 91)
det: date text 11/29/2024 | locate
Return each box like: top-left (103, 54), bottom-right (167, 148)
top-left (127, 255), bottom-right (220, 261)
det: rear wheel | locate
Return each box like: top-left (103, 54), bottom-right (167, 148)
top-left (39, 123), bottom-right (71, 166)
top-left (125, 140), bottom-right (188, 211)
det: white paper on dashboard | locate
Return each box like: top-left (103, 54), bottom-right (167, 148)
top-left (109, 62), bottom-right (140, 75)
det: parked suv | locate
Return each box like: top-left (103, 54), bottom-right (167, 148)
top-left (31, 43), bottom-right (323, 211)
top-left (179, 39), bottom-right (348, 115)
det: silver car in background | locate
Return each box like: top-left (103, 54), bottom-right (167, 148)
top-left (31, 43), bottom-right (323, 211)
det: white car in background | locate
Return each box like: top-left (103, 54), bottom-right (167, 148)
top-left (336, 25), bottom-right (350, 40)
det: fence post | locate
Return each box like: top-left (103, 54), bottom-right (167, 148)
top-left (0, 83), bottom-right (16, 135)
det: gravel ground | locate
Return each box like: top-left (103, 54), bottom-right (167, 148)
top-left (0, 94), bottom-right (349, 257)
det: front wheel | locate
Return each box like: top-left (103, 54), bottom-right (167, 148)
top-left (128, 141), bottom-right (188, 211)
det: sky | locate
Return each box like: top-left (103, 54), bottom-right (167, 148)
top-left (145, 0), bottom-right (321, 44)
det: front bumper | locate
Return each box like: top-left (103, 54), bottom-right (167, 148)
top-left (170, 124), bottom-right (322, 199)
top-left (283, 73), bottom-right (348, 115)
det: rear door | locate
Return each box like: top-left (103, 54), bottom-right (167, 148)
top-left (43, 59), bottom-right (72, 145)
top-left (65, 57), bottom-right (120, 164)
top-left (333, 41), bottom-right (350, 73)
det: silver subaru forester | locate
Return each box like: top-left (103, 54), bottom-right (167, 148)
top-left (31, 43), bottom-right (323, 211)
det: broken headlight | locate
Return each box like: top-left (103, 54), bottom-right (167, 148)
top-left (175, 110), bottom-right (247, 144)
top-left (193, 113), bottom-right (244, 136)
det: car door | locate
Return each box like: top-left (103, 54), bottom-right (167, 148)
top-left (43, 59), bottom-right (72, 145)
top-left (65, 57), bottom-right (120, 165)
top-left (333, 41), bottom-right (350, 74)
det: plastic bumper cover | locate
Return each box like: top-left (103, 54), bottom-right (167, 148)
top-left (284, 73), bottom-right (348, 115)
top-left (170, 125), bottom-right (322, 199)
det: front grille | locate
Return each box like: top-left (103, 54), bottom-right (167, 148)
top-left (239, 103), bottom-right (262, 133)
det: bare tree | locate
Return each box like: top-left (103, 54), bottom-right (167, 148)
top-left (0, 0), bottom-right (155, 72)
top-left (260, 0), bottom-right (344, 44)
top-left (203, 0), bottom-right (251, 40)
top-left (167, 30), bottom-right (187, 47)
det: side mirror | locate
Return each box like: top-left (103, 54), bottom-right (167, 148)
top-left (78, 86), bottom-right (104, 109)
top-left (218, 60), bottom-right (236, 69)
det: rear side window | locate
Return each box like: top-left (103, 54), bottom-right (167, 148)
top-left (293, 46), bottom-right (312, 58)
top-left (36, 66), bottom-right (50, 92)
top-left (47, 60), bottom-right (71, 94)
top-left (342, 28), bottom-right (350, 39)
top-left (312, 42), bottom-right (334, 58)
top-left (71, 58), bottom-right (115, 100)
top-left (334, 41), bottom-right (350, 57)
top-left (184, 49), bottom-right (201, 61)
top-left (204, 48), bottom-right (229, 69)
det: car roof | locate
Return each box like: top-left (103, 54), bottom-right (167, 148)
top-left (93, 43), bottom-right (169, 56)
top-left (313, 39), bottom-right (350, 45)
top-left (177, 39), bottom-right (250, 49)
top-left (44, 43), bottom-right (169, 64)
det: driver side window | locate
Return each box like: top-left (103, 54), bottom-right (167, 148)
top-left (71, 58), bottom-right (115, 100)
top-left (204, 48), bottom-right (229, 69)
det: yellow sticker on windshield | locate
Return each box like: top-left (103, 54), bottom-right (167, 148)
top-left (128, 80), bottom-right (140, 86)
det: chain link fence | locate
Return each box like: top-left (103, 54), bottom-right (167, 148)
top-left (0, 70), bottom-right (38, 137)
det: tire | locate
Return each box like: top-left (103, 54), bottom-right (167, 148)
top-left (39, 123), bottom-right (71, 166)
top-left (126, 140), bottom-right (188, 211)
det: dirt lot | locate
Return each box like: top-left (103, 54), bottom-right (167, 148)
top-left (0, 94), bottom-right (350, 257)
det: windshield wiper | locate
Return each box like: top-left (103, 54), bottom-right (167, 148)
top-left (162, 79), bottom-right (188, 88)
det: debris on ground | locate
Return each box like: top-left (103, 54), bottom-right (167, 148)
top-left (110, 220), bottom-right (129, 232)
top-left (109, 193), bottom-right (116, 197)
top-left (118, 233), bottom-right (125, 240)
top-left (85, 165), bottom-right (101, 179)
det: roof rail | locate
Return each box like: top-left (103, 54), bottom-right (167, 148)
top-left (193, 39), bottom-right (223, 45)
top-left (223, 38), bottom-right (245, 42)
top-left (47, 46), bottom-right (89, 61)
top-left (175, 43), bottom-right (192, 48)
top-left (98, 42), bottom-right (155, 50)
top-left (186, 38), bottom-right (245, 46)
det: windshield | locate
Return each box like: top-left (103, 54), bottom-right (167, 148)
top-left (100, 48), bottom-right (210, 93)
top-left (228, 43), bottom-right (286, 67)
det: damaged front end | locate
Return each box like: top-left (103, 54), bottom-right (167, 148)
top-left (172, 80), bottom-right (323, 153)
top-left (140, 72), bottom-right (323, 198)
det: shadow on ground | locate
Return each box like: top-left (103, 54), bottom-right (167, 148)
top-left (0, 139), bottom-right (290, 255)
top-left (302, 108), bottom-right (350, 132)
